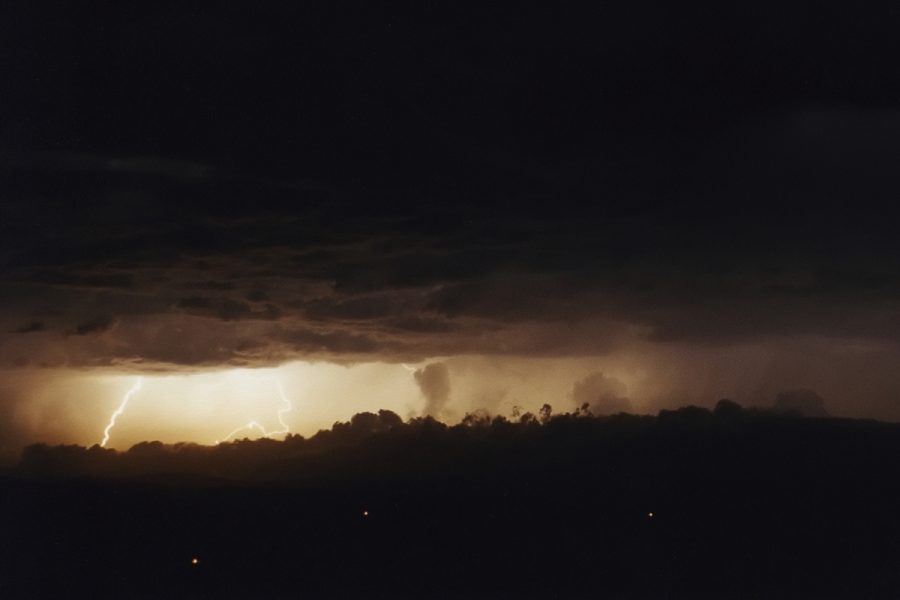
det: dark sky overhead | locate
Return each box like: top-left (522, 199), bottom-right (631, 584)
top-left (3, 3), bottom-right (900, 451)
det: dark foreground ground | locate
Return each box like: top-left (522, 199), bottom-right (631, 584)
top-left (3, 408), bottom-right (900, 599)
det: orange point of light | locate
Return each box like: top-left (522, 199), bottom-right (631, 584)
top-left (191, 557), bottom-right (199, 565)
top-left (363, 510), bottom-right (369, 517)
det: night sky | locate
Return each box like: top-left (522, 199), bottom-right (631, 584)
top-left (3, 4), bottom-right (900, 451)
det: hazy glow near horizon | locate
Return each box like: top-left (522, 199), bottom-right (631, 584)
top-left (7, 362), bottom-right (425, 450)
top-left (94, 362), bottom-right (427, 449)
top-left (13, 349), bottom-right (850, 453)
top-left (3, 355), bottom-right (668, 452)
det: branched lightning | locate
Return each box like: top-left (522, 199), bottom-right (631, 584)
top-left (216, 381), bottom-right (293, 444)
top-left (99, 377), bottom-right (144, 448)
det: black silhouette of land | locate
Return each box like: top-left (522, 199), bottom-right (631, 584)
top-left (4, 402), bottom-right (900, 599)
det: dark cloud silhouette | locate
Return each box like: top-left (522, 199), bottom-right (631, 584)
top-left (773, 389), bottom-right (830, 417)
top-left (245, 288), bottom-right (269, 301)
top-left (188, 280), bottom-right (236, 291)
top-left (277, 327), bottom-right (383, 357)
top-left (175, 296), bottom-right (278, 321)
top-left (14, 321), bottom-right (44, 334)
top-left (73, 315), bottom-right (116, 336)
top-left (3, 132), bottom-right (900, 370)
top-left (23, 270), bottom-right (134, 290)
top-left (414, 363), bottom-right (451, 417)
top-left (571, 371), bottom-right (631, 415)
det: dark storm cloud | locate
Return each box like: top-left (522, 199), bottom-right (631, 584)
top-left (72, 316), bottom-right (116, 336)
top-left (189, 280), bottom-right (236, 291)
top-left (23, 270), bottom-right (135, 290)
top-left (4, 117), bottom-right (900, 368)
top-left (388, 315), bottom-right (458, 334)
top-left (14, 321), bottom-right (44, 334)
top-left (245, 288), bottom-right (269, 301)
top-left (2, 4), bottom-right (900, 374)
top-left (175, 296), bottom-right (280, 321)
top-left (303, 294), bottom-right (399, 322)
top-left (277, 326), bottom-right (383, 356)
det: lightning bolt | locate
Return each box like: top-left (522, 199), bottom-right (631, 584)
top-left (216, 381), bottom-right (293, 444)
top-left (273, 382), bottom-right (292, 435)
top-left (401, 363), bottom-right (417, 373)
top-left (99, 377), bottom-right (144, 448)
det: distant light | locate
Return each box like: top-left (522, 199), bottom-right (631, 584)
top-left (191, 557), bottom-right (199, 565)
top-left (647, 512), bottom-right (654, 518)
top-left (363, 510), bottom-right (369, 517)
